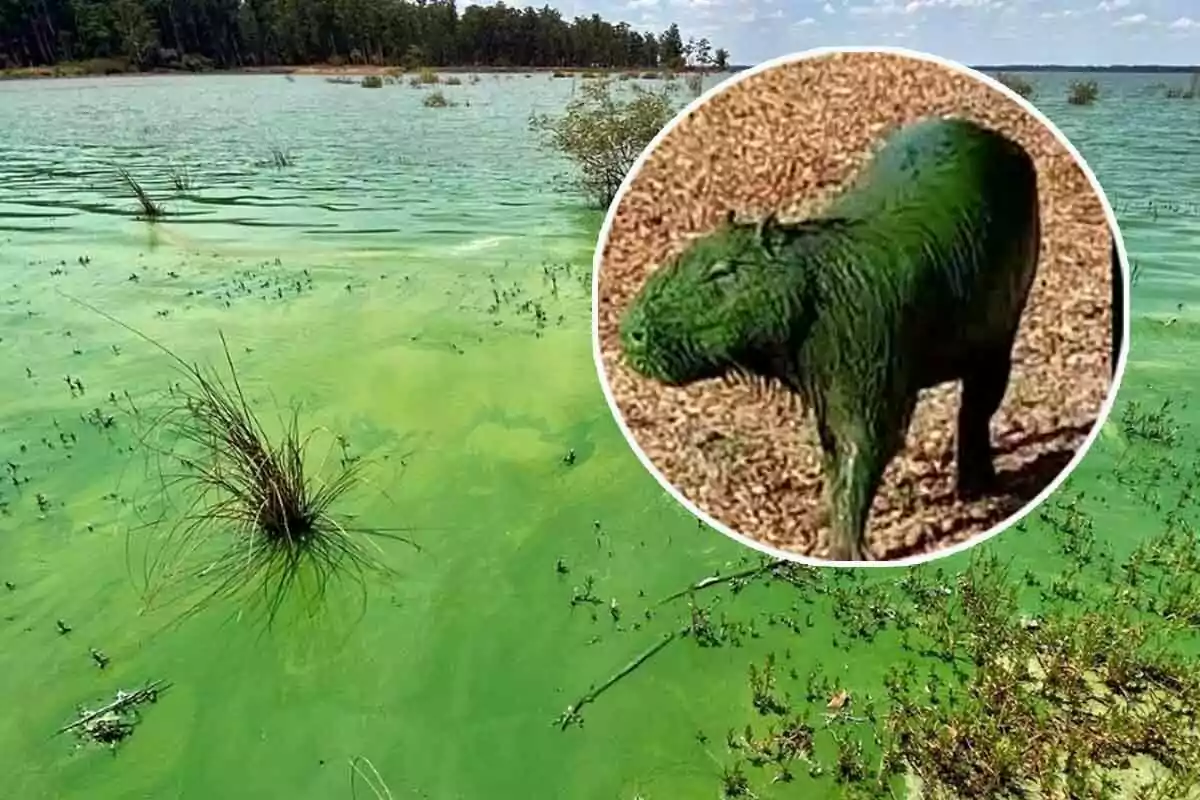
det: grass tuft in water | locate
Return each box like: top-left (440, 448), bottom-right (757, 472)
top-left (361, 75), bottom-right (383, 89)
top-left (53, 296), bottom-right (423, 628)
top-left (128, 333), bottom-right (420, 626)
top-left (1165, 72), bottom-right (1200, 99)
top-left (117, 167), bottom-right (165, 221)
top-left (168, 163), bottom-right (194, 194)
top-left (422, 90), bottom-right (452, 108)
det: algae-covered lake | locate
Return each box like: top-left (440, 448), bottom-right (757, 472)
top-left (2, 71), bottom-right (1200, 799)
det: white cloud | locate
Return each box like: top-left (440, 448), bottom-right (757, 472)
top-left (1097, 0), bottom-right (1131, 10)
top-left (1039, 9), bottom-right (1076, 17)
top-left (823, 1), bottom-right (836, 11)
top-left (1169, 16), bottom-right (1198, 29)
top-left (794, 16), bottom-right (817, 25)
top-left (1113, 12), bottom-right (1147, 25)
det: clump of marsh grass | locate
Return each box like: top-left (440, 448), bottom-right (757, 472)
top-left (444, 75), bottom-right (462, 86)
top-left (168, 163), bottom-right (194, 194)
top-left (256, 146), bottom-right (294, 169)
top-left (994, 71), bottom-right (1036, 99)
top-left (117, 167), bottom-right (165, 221)
top-left (67, 300), bottom-right (419, 627)
top-left (552, 70), bottom-right (572, 78)
top-left (422, 90), bottom-right (452, 108)
top-left (360, 75), bottom-right (383, 89)
top-left (685, 72), bottom-right (704, 97)
top-left (1165, 72), bottom-right (1200, 99)
top-left (1067, 79), bottom-right (1100, 105)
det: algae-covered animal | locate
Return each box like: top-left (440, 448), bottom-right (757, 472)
top-left (619, 117), bottom-right (1042, 562)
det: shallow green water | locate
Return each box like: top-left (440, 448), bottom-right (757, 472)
top-left (0, 71), bottom-right (1198, 799)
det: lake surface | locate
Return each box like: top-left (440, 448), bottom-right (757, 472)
top-left (1, 70), bottom-right (1198, 799)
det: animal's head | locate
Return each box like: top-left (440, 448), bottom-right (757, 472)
top-left (618, 211), bottom-right (796, 385)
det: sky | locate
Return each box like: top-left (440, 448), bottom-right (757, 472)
top-left (564, 0), bottom-right (1200, 66)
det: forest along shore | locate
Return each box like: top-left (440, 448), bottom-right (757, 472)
top-left (0, 63), bottom-right (731, 81)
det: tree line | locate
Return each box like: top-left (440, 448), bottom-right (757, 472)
top-left (0, 0), bottom-right (730, 73)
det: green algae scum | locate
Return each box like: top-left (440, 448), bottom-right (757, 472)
top-left (1, 63), bottom-right (1200, 799)
top-left (619, 118), bottom-right (1043, 563)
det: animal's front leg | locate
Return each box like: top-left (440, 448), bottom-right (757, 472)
top-left (823, 420), bottom-right (891, 563)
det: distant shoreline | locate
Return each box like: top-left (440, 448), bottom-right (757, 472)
top-left (0, 63), bottom-right (715, 82)
top-left (3, 61), bottom-right (1195, 84)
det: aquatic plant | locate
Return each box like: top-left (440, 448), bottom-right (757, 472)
top-left (258, 146), bottom-right (294, 168)
top-left (1165, 72), bottom-right (1200, 99)
top-left (422, 90), bottom-right (452, 108)
top-left (993, 71), bottom-right (1035, 99)
top-left (444, 75), bottom-right (462, 86)
top-left (1067, 79), bottom-right (1100, 106)
top-left (685, 71), bottom-right (703, 97)
top-left (410, 67), bottom-right (439, 86)
top-left (116, 167), bottom-right (165, 221)
top-left (361, 75), bottom-right (383, 88)
top-left (65, 299), bottom-right (419, 627)
top-left (529, 76), bottom-right (677, 208)
top-left (168, 163), bottom-right (194, 194)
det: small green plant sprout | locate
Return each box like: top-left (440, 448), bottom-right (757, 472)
top-left (1067, 79), bottom-right (1100, 105)
top-left (117, 167), bottom-right (165, 221)
top-left (360, 75), bottom-right (383, 89)
top-left (529, 76), bottom-right (678, 208)
top-left (422, 90), bottom-right (452, 108)
top-left (994, 71), bottom-right (1036, 99)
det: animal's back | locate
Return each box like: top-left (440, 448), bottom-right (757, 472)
top-left (824, 117), bottom-right (1040, 385)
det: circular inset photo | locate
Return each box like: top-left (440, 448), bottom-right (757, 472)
top-left (592, 46), bottom-right (1129, 567)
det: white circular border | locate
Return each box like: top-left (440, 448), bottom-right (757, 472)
top-left (590, 44), bottom-right (1132, 569)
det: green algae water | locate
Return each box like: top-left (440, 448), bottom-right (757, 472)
top-left (1, 71), bottom-right (1199, 799)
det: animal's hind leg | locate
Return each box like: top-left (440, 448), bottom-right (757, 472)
top-left (956, 346), bottom-right (1013, 499)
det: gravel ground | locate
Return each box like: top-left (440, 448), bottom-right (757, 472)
top-left (595, 50), bottom-right (1117, 563)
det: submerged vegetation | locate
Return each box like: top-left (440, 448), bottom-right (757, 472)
top-left (530, 76), bottom-right (678, 208)
top-left (556, 393), bottom-right (1200, 797)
